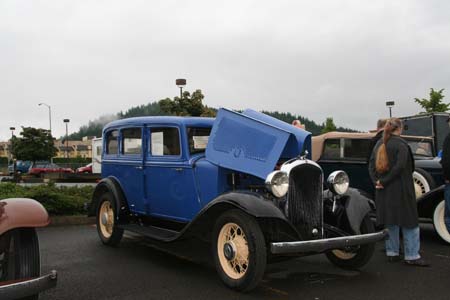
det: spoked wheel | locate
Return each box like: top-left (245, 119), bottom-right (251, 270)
top-left (96, 192), bottom-right (123, 246)
top-left (326, 215), bottom-right (375, 269)
top-left (413, 169), bottom-right (435, 200)
top-left (433, 201), bottom-right (450, 244)
top-left (212, 210), bottom-right (266, 292)
top-left (0, 228), bottom-right (40, 300)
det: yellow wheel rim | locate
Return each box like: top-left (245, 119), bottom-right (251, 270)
top-left (217, 223), bottom-right (249, 280)
top-left (99, 201), bottom-right (114, 239)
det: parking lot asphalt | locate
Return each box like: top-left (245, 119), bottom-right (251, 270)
top-left (38, 223), bottom-right (450, 300)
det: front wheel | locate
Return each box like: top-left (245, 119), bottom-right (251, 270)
top-left (0, 228), bottom-right (40, 300)
top-left (212, 210), bottom-right (266, 292)
top-left (325, 215), bottom-right (375, 269)
top-left (433, 201), bottom-right (450, 244)
top-left (96, 192), bottom-right (124, 246)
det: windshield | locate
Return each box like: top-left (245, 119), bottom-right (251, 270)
top-left (187, 127), bottom-right (211, 155)
top-left (407, 140), bottom-right (434, 157)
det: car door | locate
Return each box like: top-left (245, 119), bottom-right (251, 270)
top-left (144, 125), bottom-right (200, 222)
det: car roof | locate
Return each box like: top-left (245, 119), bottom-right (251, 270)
top-left (311, 131), bottom-right (433, 161)
top-left (103, 116), bottom-right (214, 132)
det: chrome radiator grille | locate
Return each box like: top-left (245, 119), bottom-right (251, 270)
top-left (287, 163), bottom-right (323, 240)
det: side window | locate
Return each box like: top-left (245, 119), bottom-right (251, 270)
top-left (122, 128), bottom-right (142, 155)
top-left (106, 130), bottom-right (119, 155)
top-left (322, 139), bottom-right (341, 159)
top-left (343, 139), bottom-right (371, 160)
top-left (187, 127), bottom-right (211, 154)
top-left (150, 127), bottom-right (181, 156)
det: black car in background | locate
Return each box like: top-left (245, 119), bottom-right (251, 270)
top-left (401, 113), bottom-right (450, 154)
top-left (312, 132), bottom-right (449, 244)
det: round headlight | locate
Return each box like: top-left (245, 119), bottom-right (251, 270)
top-left (327, 171), bottom-right (349, 195)
top-left (265, 171), bottom-right (289, 198)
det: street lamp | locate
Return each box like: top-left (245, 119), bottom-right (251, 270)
top-left (38, 103), bottom-right (52, 134)
top-left (386, 101), bottom-right (395, 118)
top-left (63, 119), bottom-right (70, 159)
top-left (9, 127), bottom-right (15, 164)
top-left (176, 78), bottom-right (186, 100)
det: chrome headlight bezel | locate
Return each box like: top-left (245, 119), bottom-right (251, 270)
top-left (265, 171), bottom-right (289, 198)
top-left (327, 170), bottom-right (349, 195)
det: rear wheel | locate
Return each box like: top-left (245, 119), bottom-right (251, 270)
top-left (325, 215), bottom-right (375, 269)
top-left (433, 201), bottom-right (450, 244)
top-left (96, 192), bottom-right (124, 246)
top-left (0, 228), bottom-right (40, 300)
top-left (212, 210), bottom-right (266, 292)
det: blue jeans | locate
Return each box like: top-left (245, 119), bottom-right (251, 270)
top-left (445, 183), bottom-right (450, 232)
top-left (385, 225), bottom-right (420, 261)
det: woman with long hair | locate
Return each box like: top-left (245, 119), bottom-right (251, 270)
top-left (369, 118), bottom-right (428, 266)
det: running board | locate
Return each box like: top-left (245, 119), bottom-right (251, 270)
top-left (118, 224), bottom-right (180, 242)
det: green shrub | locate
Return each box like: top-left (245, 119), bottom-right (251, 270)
top-left (0, 182), bottom-right (94, 215)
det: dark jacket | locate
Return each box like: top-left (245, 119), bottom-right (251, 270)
top-left (367, 130), bottom-right (383, 163)
top-left (369, 135), bottom-right (418, 227)
top-left (441, 133), bottom-right (450, 181)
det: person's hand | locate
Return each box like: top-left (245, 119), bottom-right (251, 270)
top-left (376, 180), bottom-right (384, 189)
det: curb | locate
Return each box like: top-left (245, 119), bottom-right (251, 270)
top-left (50, 215), bottom-right (95, 226)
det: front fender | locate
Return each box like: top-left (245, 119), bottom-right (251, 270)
top-left (0, 198), bottom-right (50, 235)
top-left (324, 188), bottom-right (372, 234)
top-left (417, 185), bottom-right (445, 218)
top-left (186, 191), bottom-right (300, 242)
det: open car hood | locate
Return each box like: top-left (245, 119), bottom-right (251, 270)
top-left (205, 108), bottom-right (311, 179)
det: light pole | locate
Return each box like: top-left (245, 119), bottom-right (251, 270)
top-left (38, 103), bottom-right (52, 134)
top-left (63, 119), bottom-right (70, 159)
top-left (9, 127), bottom-right (15, 164)
top-left (386, 101), bottom-right (395, 118)
top-left (176, 78), bottom-right (186, 100)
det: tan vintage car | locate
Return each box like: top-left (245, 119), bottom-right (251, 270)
top-left (0, 198), bottom-right (57, 300)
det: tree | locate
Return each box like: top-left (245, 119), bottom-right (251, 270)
top-left (158, 89), bottom-right (215, 117)
top-left (321, 117), bottom-right (337, 134)
top-left (415, 88), bottom-right (449, 113)
top-left (11, 127), bottom-right (57, 162)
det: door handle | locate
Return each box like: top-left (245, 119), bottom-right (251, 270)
top-left (135, 166), bottom-right (143, 170)
top-left (173, 168), bottom-right (183, 172)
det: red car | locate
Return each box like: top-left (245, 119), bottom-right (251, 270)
top-left (29, 163), bottom-right (74, 176)
top-left (76, 163), bottom-right (93, 174)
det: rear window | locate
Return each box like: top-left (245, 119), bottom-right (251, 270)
top-left (105, 130), bottom-right (119, 155)
top-left (150, 127), bottom-right (181, 156)
top-left (122, 128), bottom-right (142, 155)
top-left (187, 127), bottom-right (211, 154)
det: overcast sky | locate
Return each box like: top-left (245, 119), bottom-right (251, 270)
top-left (1, 0), bottom-right (449, 141)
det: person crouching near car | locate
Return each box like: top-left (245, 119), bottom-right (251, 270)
top-left (441, 118), bottom-right (450, 233)
top-left (369, 118), bottom-right (429, 267)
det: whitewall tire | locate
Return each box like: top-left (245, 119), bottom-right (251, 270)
top-left (433, 201), bottom-right (450, 244)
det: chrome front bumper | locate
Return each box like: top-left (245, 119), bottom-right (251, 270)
top-left (270, 230), bottom-right (388, 255)
top-left (0, 270), bottom-right (57, 300)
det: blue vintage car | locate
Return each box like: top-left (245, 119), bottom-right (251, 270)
top-left (88, 108), bottom-right (386, 291)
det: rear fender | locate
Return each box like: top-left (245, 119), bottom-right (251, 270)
top-left (0, 198), bottom-right (50, 235)
top-left (325, 188), bottom-right (371, 234)
top-left (89, 177), bottom-right (129, 221)
top-left (417, 185), bottom-right (445, 218)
